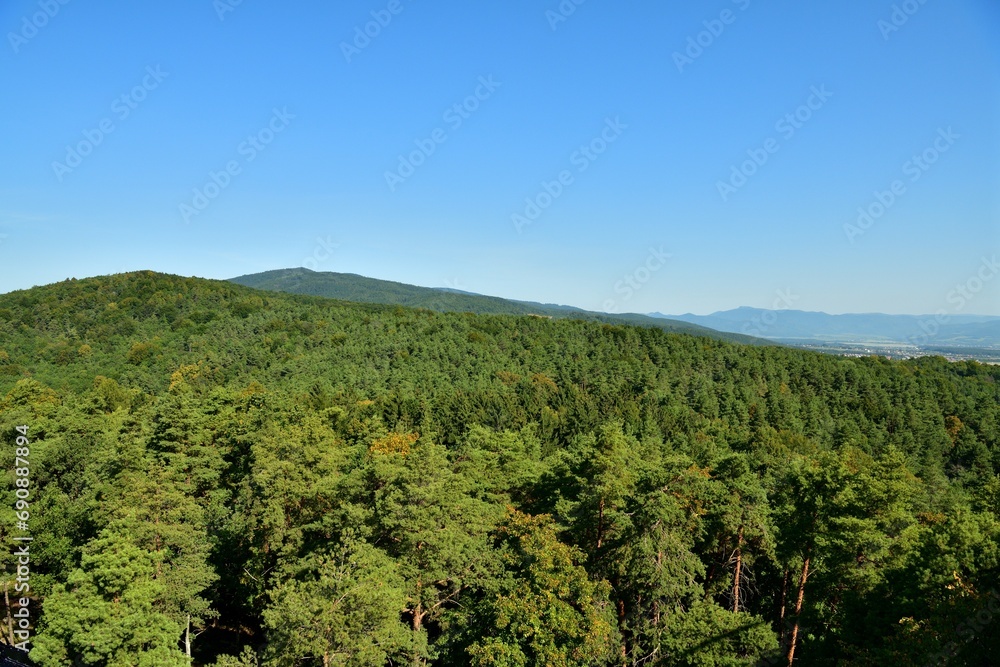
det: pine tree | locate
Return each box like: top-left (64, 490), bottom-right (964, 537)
top-left (467, 510), bottom-right (619, 667)
top-left (263, 539), bottom-right (408, 667)
top-left (31, 530), bottom-right (187, 666)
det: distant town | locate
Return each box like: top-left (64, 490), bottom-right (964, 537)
top-left (782, 340), bottom-right (1000, 364)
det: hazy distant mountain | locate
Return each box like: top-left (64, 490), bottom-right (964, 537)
top-left (229, 268), bottom-right (766, 345)
top-left (650, 307), bottom-right (1000, 348)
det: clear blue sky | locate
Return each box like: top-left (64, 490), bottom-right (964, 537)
top-left (1, 0), bottom-right (998, 315)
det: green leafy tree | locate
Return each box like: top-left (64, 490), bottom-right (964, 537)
top-left (467, 510), bottom-right (619, 667)
top-left (263, 539), bottom-right (408, 667)
top-left (365, 436), bottom-right (500, 665)
top-left (31, 530), bottom-right (186, 666)
top-left (656, 599), bottom-right (778, 667)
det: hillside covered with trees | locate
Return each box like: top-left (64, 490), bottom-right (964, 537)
top-left (228, 268), bottom-right (761, 345)
top-left (1, 271), bottom-right (999, 666)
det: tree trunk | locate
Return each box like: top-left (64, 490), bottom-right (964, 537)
top-left (786, 557), bottom-right (811, 666)
top-left (597, 497), bottom-right (605, 551)
top-left (185, 614), bottom-right (192, 663)
top-left (412, 604), bottom-right (423, 632)
top-left (411, 593), bottom-right (424, 667)
top-left (705, 560), bottom-right (718, 592)
top-left (732, 526), bottom-right (744, 613)
top-left (778, 568), bottom-right (790, 649)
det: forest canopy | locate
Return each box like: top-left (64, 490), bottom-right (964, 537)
top-left (1, 271), bottom-right (999, 665)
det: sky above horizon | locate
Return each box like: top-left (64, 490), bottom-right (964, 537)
top-left (1, 0), bottom-right (999, 316)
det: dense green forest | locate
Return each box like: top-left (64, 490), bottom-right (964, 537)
top-left (1, 271), bottom-right (999, 666)
top-left (228, 268), bottom-right (761, 345)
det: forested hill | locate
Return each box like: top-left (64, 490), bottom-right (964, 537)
top-left (1, 271), bottom-right (1000, 666)
top-left (228, 267), bottom-right (762, 345)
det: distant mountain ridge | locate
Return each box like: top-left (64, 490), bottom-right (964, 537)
top-left (652, 307), bottom-right (1000, 348)
top-left (228, 268), bottom-right (766, 345)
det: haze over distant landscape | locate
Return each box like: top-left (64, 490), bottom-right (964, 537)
top-left (656, 307), bottom-right (1000, 358)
